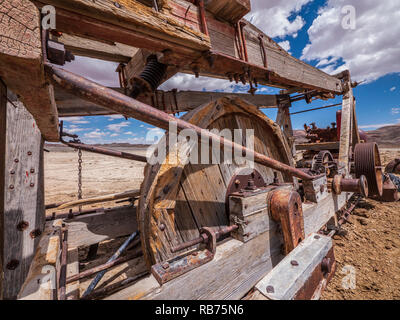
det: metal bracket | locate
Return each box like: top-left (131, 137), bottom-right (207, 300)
top-left (151, 227), bottom-right (217, 285)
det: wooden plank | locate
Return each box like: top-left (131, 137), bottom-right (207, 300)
top-left (205, 0), bottom-right (251, 24)
top-left (18, 220), bottom-right (62, 300)
top-left (54, 34), bottom-right (140, 63)
top-left (338, 81), bottom-right (354, 167)
top-left (0, 79), bottom-right (6, 299)
top-left (66, 206), bottom-right (137, 248)
top-left (36, 0), bottom-right (342, 94)
top-left (0, 0), bottom-right (59, 141)
top-left (106, 191), bottom-right (350, 300)
top-left (2, 96), bottom-right (45, 299)
top-left (296, 142), bottom-right (340, 151)
top-left (66, 247), bottom-right (80, 300)
top-left (55, 86), bottom-right (280, 116)
top-left (107, 228), bottom-right (284, 300)
top-left (35, 0), bottom-right (211, 56)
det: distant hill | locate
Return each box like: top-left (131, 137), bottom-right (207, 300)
top-left (366, 124), bottom-right (400, 147)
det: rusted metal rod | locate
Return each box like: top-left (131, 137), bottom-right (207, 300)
top-left (171, 225), bottom-right (238, 253)
top-left (66, 250), bottom-right (143, 284)
top-left (58, 226), bottom-right (68, 300)
top-left (197, 0), bottom-right (209, 36)
top-left (45, 63), bottom-right (317, 181)
top-left (290, 103), bottom-right (342, 115)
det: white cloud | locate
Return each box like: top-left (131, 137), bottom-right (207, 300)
top-left (278, 40), bottom-right (291, 52)
top-left (392, 108), bottom-right (400, 115)
top-left (302, 0), bottom-right (400, 83)
top-left (110, 133), bottom-right (119, 137)
top-left (60, 116), bottom-right (89, 124)
top-left (107, 115), bottom-right (125, 121)
top-left (124, 131), bottom-right (134, 135)
top-left (83, 129), bottom-right (106, 139)
top-left (107, 121), bottom-right (130, 132)
top-left (246, 0), bottom-right (312, 38)
top-left (390, 87), bottom-right (396, 92)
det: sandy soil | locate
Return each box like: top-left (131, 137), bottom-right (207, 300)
top-left (44, 146), bottom-right (400, 300)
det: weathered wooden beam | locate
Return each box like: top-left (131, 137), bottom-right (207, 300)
top-left (204, 0), bottom-right (251, 24)
top-left (18, 220), bottom-right (62, 300)
top-left (36, 0), bottom-right (342, 94)
top-left (1, 96), bottom-right (45, 299)
top-left (0, 0), bottom-right (59, 142)
top-left (34, 0), bottom-right (211, 57)
top-left (338, 80), bottom-right (354, 168)
top-left (0, 79), bottom-right (6, 299)
top-left (55, 86), bottom-right (280, 116)
top-left (53, 34), bottom-right (140, 63)
top-left (66, 206), bottom-right (137, 248)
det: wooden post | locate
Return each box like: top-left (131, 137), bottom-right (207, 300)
top-left (1, 90), bottom-right (45, 299)
top-left (0, 79), bottom-right (6, 299)
top-left (338, 81), bottom-right (354, 169)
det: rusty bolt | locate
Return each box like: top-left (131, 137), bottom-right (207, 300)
top-left (159, 223), bottom-right (166, 231)
top-left (320, 185), bottom-right (325, 193)
top-left (6, 260), bottom-right (20, 270)
top-left (114, 2), bottom-right (121, 8)
top-left (10, 170), bottom-right (15, 175)
top-left (234, 179), bottom-right (241, 186)
top-left (30, 229), bottom-right (42, 239)
top-left (321, 257), bottom-right (332, 274)
top-left (14, 159), bottom-right (19, 163)
top-left (17, 221), bottom-right (29, 231)
top-left (30, 182), bottom-right (35, 187)
top-left (192, 251), bottom-right (198, 257)
top-left (161, 262), bottom-right (170, 270)
top-left (9, 185), bottom-right (14, 190)
top-left (266, 285), bottom-right (275, 293)
top-left (290, 260), bottom-right (299, 266)
top-left (27, 151), bottom-right (32, 156)
top-left (314, 235), bottom-right (320, 240)
top-left (30, 168), bottom-right (35, 174)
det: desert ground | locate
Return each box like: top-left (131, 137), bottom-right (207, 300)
top-left (44, 146), bottom-right (400, 300)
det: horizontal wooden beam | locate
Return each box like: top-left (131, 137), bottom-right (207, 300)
top-left (66, 205), bottom-right (137, 248)
top-left (36, 0), bottom-right (342, 95)
top-left (53, 34), bottom-right (140, 63)
top-left (55, 86), bottom-right (281, 117)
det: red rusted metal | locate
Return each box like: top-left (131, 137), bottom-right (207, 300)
top-left (58, 226), bottom-right (68, 300)
top-left (372, 175), bottom-right (399, 202)
top-left (336, 110), bottom-right (342, 141)
top-left (239, 21), bottom-right (249, 62)
top-left (385, 159), bottom-right (400, 174)
top-left (332, 175), bottom-right (369, 198)
top-left (66, 250), bottom-right (143, 284)
top-left (294, 247), bottom-right (336, 300)
top-left (258, 34), bottom-right (267, 68)
top-left (45, 63), bottom-right (318, 182)
top-left (268, 189), bottom-right (305, 255)
top-left (196, 0), bottom-right (209, 36)
top-left (170, 225), bottom-right (238, 253)
top-left (354, 142), bottom-right (383, 197)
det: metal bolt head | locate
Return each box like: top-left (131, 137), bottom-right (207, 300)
top-left (27, 151), bottom-right (32, 156)
top-left (30, 168), bottom-right (35, 174)
top-left (30, 229), bottom-right (42, 239)
top-left (161, 262), bottom-right (170, 270)
top-left (17, 221), bottom-right (29, 231)
top-left (320, 185), bottom-right (325, 193)
top-left (266, 285), bottom-right (275, 293)
top-left (30, 182), bottom-right (35, 187)
top-left (10, 170), bottom-right (15, 175)
top-left (114, 2), bottom-right (121, 8)
top-left (9, 185), bottom-right (14, 190)
top-left (14, 159), bottom-right (19, 163)
top-left (314, 235), bottom-right (320, 240)
top-left (6, 259), bottom-right (20, 270)
top-left (290, 260), bottom-right (299, 266)
top-left (159, 223), bottom-right (166, 231)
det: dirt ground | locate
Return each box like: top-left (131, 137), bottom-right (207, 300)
top-left (44, 146), bottom-right (400, 300)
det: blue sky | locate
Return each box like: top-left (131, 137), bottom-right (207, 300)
top-left (61, 0), bottom-right (400, 144)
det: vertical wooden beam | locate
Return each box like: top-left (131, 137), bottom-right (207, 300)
top-left (338, 81), bottom-right (354, 169)
top-left (276, 105), bottom-right (295, 156)
top-left (352, 98), bottom-right (360, 148)
top-left (0, 79), bottom-right (6, 299)
top-left (1, 92), bottom-right (45, 299)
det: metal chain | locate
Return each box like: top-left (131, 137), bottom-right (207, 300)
top-left (77, 148), bottom-right (83, 212)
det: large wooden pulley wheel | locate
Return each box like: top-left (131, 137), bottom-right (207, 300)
top-left (354, 142), bottom-right (383, 197)
top-left (138, 97), bottom-right (294, 266)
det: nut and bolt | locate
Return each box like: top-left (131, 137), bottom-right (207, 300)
top-left (266, 285), bottom-right (275, 293)
top-left (27, 151), bottom-right (32, 156)
top-left (30, 168), bottom-right (35, 174)
top-left (14, 159), bottom-right (19, 163)
top-left (159, 223), bottom-right (166, 231)
top-left (30, 182), bottom-right (35, 187)
top-left (17, 221), bottom-right (29, 231)
top-left (10, 170), bottom-right (15, 175)
top-left (161, 262), bottom-right (170, 270)
top-left (290, 260), bottom-right (299, 266)
top-left (9, 185), bottom-right (14, 190)
top-left (30, 229), bottom-right (42, 239)
top-left (6, 259), bottom-right (20, 270)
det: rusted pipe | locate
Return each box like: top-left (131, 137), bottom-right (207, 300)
top-left (45, 63), bottom-right (317, 181)
top-left (171, 225), bottom-right (238, 253)
top-left (239, 21), bottom-right (249, 62)
top-left (62, 141), bottom-right (147, 163)
top-left (66, 250), bottom-right (143, 284)
top-left (196, 0), bottom-right (209, 36)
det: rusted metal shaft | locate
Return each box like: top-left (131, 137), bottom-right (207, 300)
top-left (171, 225), bottom-right (238, 253)
top-left (62, 141), bottom-right (147, 163)
top-left (45, 63), bottom-right (316, 181)
top-left (66, 250), bottom-right (143, 284)
top-left (197, 0), bottom-right (209, 36)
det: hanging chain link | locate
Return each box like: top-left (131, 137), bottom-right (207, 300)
top-left (77, 148), bottom-right (83, 212)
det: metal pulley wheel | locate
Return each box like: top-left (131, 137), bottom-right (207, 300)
top-left (354, 142), bottom-right (383, 197)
